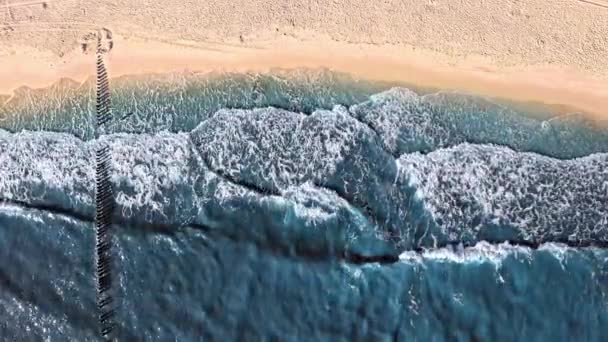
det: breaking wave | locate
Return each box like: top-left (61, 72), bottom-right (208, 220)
top-left (1, 86), bottom-right (607, 256)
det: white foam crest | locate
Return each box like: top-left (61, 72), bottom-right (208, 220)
top-left (210, 177), bottom-right (252, 204)
top-left (397, 143), bottom-right (608, 242)
top-left (0, 128), bottom-right (355, 233)
top-left (349, 87), bottom-right (456, 155)
top-left (398, 241), bottom-right (533, 265)
top-left (278, 182), bottom-right (344, 224)
top-left (191, 105), bottom-right (372, 192)
top-left (348, 87), bottom-right (608, 160)
top-left (0, 129), bottom-right (208, 224)
top-left (275, 181), bottom-right (370, 228)
top-left (193, 107), bottom-right (305, 190)
top-left (0, 128), bottom-right (372, 232)
top-left (106, 132), bottom-right (193, 219)
top-left (537, 242), bottom-right (575, 268)
top-left (0, 130), bottom-right (95, 207)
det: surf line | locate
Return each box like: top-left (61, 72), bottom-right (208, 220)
top-left (94, 32), bottom-right (115, 340)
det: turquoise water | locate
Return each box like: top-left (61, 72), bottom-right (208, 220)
top-left (0, 69), bottom-right (607, 340)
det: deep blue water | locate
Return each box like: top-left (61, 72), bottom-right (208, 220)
top-left (0, 69), bottom-right (607, 341)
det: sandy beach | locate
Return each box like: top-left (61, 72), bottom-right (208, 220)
top-left (1, 0), bottom-right (607, 121)
top-left (2, 2), bottom-right (608, 340)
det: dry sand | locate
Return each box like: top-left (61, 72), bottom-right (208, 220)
top-left (1, 0), bottom-right (607, 121)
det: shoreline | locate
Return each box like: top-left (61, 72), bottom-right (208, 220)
top-left (2, 34), bottom-right (608, 123)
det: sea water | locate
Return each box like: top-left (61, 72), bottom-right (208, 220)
top-left (0, 69), bottom-right (607, 341)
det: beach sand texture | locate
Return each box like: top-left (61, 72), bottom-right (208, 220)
top-left (0, 0), bottom-right (607, 120)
